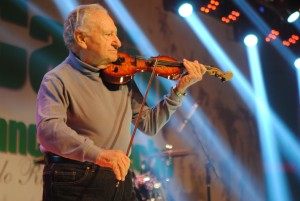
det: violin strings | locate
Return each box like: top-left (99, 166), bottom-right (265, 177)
top-left (150, 59), bottom-right (217, 71)
top-left (156, 60), bottom-right (182, 67)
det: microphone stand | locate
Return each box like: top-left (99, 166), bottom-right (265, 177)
top-left (189, 121), bottom-right (219, 201)
top-left (205, 160), bottom-right (212, 201)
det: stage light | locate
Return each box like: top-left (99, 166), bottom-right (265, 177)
top-left (283, 34), bottom-right (299, 47)
top-left (295, 58), bottom-right (300, 69)
top-left (233, 0), bottom-right (298, 71)
top-left (200, 0), bottom-right (220, 14)
top-left (259, 6), bottom-right (265, 13)
top-left (163, 0), bottom-right (198, 17)
top-left (287, 11), bottom-right (300, 23)
top-left (221, 10), bottom-right (240, 24)
top-left (244, 34), bottom-right (258, 47)
top-left (265, 29), bottom-right (279, 43)
top-left (178, 3), bottom-right (193, 17)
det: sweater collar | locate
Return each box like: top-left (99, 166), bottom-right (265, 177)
top-left (68, 51), bottom-right (101, 78)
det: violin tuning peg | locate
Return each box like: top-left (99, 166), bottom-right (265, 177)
top-left (113, 56), bottom-right (125, 65)
top-left (119, 57), bottom-right (125, 63)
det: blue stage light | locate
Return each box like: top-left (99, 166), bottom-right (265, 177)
top-left (244, 34), bottom-right (258, 47)
top-left (178, 3), bottom-right (193, 18)
top-left (287, 11), bottom-right (300, 23)
top-left (294, 58), bottom-right (300, 69)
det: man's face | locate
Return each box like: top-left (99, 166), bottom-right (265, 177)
top-left (80, 11), bottom-right (121, 68)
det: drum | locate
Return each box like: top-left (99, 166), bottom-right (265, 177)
top-left (133, 174), bottom-right (167, 201)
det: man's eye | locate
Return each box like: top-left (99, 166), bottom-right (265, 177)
top-left (104, 33), bottom-right (113, 37)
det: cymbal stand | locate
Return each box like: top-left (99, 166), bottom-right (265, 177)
top-left (190, 121), bottom-right (219, 201)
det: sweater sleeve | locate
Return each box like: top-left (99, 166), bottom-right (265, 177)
top-left (130, 81), bottom-right (182, 135)
top-left (36, 73), bottom-right (101, 163)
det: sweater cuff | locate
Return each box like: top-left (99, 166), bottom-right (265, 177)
top-left (84, 144), bottom-right (103, 163)
top-left (169, 86), bottom-right (185, 102)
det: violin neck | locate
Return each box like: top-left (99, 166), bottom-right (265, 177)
top-left (155, 60), bottom-right (213, 70)
top-left (155, 60), bottom-right (184, 68)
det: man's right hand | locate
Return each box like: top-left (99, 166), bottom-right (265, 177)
top-left (95, 150), bottom-right (130, 181)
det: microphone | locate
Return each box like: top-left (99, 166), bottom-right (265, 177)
top-left (178, 102), bottom-right (199, 132)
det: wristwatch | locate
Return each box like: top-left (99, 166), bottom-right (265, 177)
top-left (172, 86), bottom-right (187, 98)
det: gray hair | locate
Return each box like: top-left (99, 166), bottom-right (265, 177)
top-left (63, 4), bottom-right (108, 50)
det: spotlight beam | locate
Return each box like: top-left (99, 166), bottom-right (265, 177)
top-left (53, 0), bottom-right (79, 19)
top-left (193, 107), bottom-right (265, 201)
top-left (247, 46), bottom-right (291, 201)
top-left (104, 0), bottom-right (158, 58)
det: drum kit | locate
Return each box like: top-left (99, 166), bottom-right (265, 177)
top-left (132, 146), bottom-right (194, 201)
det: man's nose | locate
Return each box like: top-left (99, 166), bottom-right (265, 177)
top-left (112, 35), bottom-right (121, 48)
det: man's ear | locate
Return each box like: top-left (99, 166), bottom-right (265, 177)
top-left (74, 30), bottom-right (87, 49)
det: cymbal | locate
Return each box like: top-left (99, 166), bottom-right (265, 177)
top-left (147, 149), bottom-right (194, 158)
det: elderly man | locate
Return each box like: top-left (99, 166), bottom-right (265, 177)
top-left (36, 3), bottom-right (206, 201)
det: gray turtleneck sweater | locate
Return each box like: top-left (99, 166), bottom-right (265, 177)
top-left (36, 51), bottom-right (182, 163)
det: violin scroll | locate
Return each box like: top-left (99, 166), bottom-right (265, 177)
top-left (205, 66), bottom-right (233, 82)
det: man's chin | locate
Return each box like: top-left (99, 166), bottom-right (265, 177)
top-left (111, 55), bottom-right (119, 63)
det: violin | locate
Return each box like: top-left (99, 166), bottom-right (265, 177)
top-left (102, 52), bottom-right (233, 84)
